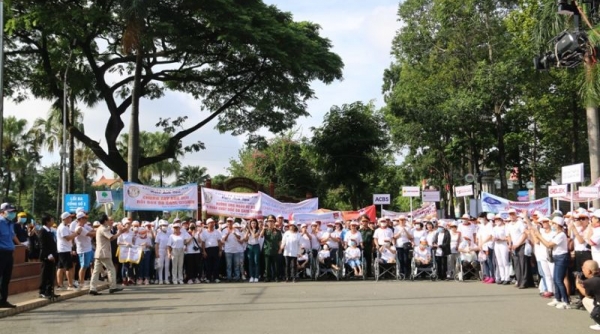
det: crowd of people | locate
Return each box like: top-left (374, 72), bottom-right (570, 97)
top-left (3, 202), bottom-right (600, 330)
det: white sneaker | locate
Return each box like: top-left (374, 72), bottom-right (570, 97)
top-left (73, 281), bottom-right (80, 288)
top-left (547, 300), bottom-right (559, 307)
top-left (56, 286), bottom-right (66, 291)
top-left (555, 302), bottom-right (567, 309)
top-left (590, 324), bottom-right (600, 331)
top-left (178, 280), bottom-right (184, 285)
top-left (187, 280), bottom-right (194, 284)
top-left (215, 279), bottom-right (221, 283)
top-left (194, 278), bottom-right (201, 284)
top-left (158, 280), bottom-right (163, 285)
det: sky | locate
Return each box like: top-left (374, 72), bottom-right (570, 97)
top-left (4, 0), bottom-right (402, 182)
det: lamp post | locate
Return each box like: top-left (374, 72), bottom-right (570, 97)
top-left (61, 50), bottom-right (73, 211)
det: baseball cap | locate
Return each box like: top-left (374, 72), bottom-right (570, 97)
top-left (0, 203), bottom-right (16, 212)
top-left (226, 217), bottom-right (234, 222)
top-left (507, 208), bottom-right (517, 214)
top-left (172, 223), bottom-right (181, 228)
top-left (60, 212), bottom-right (71, 220)
top-left (552, 216), bottom-right (565, 226)
top-left (593, 209), bottom-right (600, 219)
top-left (277, 214), bottom-right (284, 218)
top-left (76, 212), bottom-right (87, 219)
top-left (486, 213), bottom-right (495, 220)
top-left (206, 218), bottom-right (215, 224)
top-left (92, 221), bottom-right (101, 227)
top-left (159, 219), bottom-right (169, 226)
top-left (17, 212), bottom-right (27, 218)
top-left (461, 214), bottom-right (469, 219)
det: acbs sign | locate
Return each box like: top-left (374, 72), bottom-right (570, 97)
top-left (373, 194), bottom-right (391, 205)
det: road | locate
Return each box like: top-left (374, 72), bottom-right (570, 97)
top-left (5, 279), bottom-right (592, 334)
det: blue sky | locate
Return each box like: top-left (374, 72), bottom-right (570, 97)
top-left (5, 0), bottom-right (402, 181)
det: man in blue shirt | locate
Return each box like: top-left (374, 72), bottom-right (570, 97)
top-left (0, 203), bottom-right (20, 308)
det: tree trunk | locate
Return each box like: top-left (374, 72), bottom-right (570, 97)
top-left (494, 104), bottom-right (508, 198)
top-left (586, 105), bottom-right (600, 207)
top-left (68, 95), bottom-right (75, 194)
top-left (127, 50), bottom-right (144, 216)
top-left (56, 165), bottom-right (62, 217)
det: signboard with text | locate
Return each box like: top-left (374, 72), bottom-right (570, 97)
top-left (562, 163), bottom-right (584, 184)
top-left (64, 194), bottom-right (90, 213)
top-left (455, 185), bottom-right (474, 197)
top-left (402, 187), bottom-right (420, 197)
top-left (422, 190), bottom-right (441, 202)
top-left (548, 185), bottom-right (568, 198)
top-left (373, 194), bottom-right (391, 205)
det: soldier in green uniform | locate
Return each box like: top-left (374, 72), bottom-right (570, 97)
top-left (359, 215), bottom-right (374, 277)
top-left (260, 215), bottom-right (282, 282)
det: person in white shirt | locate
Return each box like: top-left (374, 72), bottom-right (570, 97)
top-left (393, 216), bottom-right (413, 277)
top-left (344, 240), bottom-right (362, 277)
top-left (379, 239), bottom-right (396, 264)
top-left (413, 239), bottom-right (431, 266)
top-left (507, 209), bottom-right (529, 288)
top-left (457, 238), bottom-right (479, 268)
top-left (458, 214), bottom-right (476, 245)
top-left (117, 219), bottom-right (135, 286)
top-left (71, 212), bottom-right (95, 289)
top-left (412, 221), bottom-right (426, 245)
top-left (343, 221), bottom-right (363, 249)
top-left (587, 211), bottom-right (600, 264)
top-left (318, 244), bottom-right (339, 271)
top-left (478, 213), bottom-right (496, 283)
top-left (134, 227), bottom-right (153, 285)
top-left (56, 212), bottom-right (78, 290)
top-left (531, 216), bottom-right (571, 309)
top-left (154, 220), bottom-right (171, 284)
top-left (201, 218), bottom-right (223, 283)
top-left (493, 215), bottom-right (511, 285)
top-left (244, 219), bottom-right (261, 283)
top-left (221, 218), bottom-right (244, 282)
top-left (183, 222), bottom-right (202, 284)
top-left (529, 216), bottom-right (555, 297)
top-left (447, 221), bottom-right (461, 279)
top-left (167, 223), bottom-right (190, 284)
top-left (280, 223), bottom-right (301, 282)
top-left (373, 218), bottom-right (393, 248)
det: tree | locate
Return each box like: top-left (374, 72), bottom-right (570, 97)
top-left (6, 0), bottom-right (344, 182)
top-left (176, 166), bottom-right (210, 186)
top-left (74, 145), bottom-right (103, 192)
top-left (311, 102), bottom-right (388, 209)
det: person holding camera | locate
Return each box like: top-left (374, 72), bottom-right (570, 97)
top-left (576, 260), bottom-right (600, 331)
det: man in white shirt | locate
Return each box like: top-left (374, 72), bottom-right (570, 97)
top-left (507, 209), bottom-right (529, 288)
top-left (201, 218), bottom-right (223, 283)
top-left (221, 218), bottom-right (244, 282)
top-left (56, 212), bottom-right (78, 290)
top-left (393, 216), bottom-right (413, 277)
top-left (478, 213), bottom-right (496, 283)
top-left (71, 212), bottom-right (95, 289)
top-left (373, 218), bottom-right (393, 248)
top-left (458, 214), bottom-right (477, 244)
top-left (586, 210), bottom-right (600, 263)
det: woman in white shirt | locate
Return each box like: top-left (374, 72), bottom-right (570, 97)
top-left (245, 219), bottom-right (261, 283)
top-left (425, 222), bottom-right (436, 247)
top-left (447, 221), bottom-right (462, 279)
top-left (343, 222), bottom-right (363, 249)
top-left (280, 223), bottom-right (301, 282)
top-left (155, 220), bottom-right (171, 284)
top-left (134, 227), bottom-right (153, 285)
top-left (167, 223), bottom-right (190, 284)
top-left (529, 216), bottom-right (555, 298)
top-left (117, 222), bottom-right (135, 285)
top-left (531, 216), bottom-right (571, 309)
top-left (493, 215), bottom-right (511, 285)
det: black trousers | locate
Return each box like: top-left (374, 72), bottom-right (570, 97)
top-left (184, 253), bottom-right (202, 281)
top-left (364, 244), bottom-right (373, 276)
top-left (512, 244), bottom-right (529, 287)
top-left (0, 250), bottom-right (14, 302)
top-left (265, 254), bottom-right (281, 280)
top-left (39, 259), bottom-right (56, 295)
top-left (435, 255), bottom-right (447, 280)
top-left (396, 247), bottom-right (410, 276)
top-left (205, 247), bottom-right (220, 281)
top-left (284, 256), bottom-right (297, 280)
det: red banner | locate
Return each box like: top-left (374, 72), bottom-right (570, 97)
top-left (342, 205), bottom-right (377, 222)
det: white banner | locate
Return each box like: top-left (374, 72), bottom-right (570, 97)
top-left (291, 211), bottom-right (343, 225)
top-left (579, 186), bottom-right (600, 199)
top-left (455, 185), bottom-right (473, 197)
top-left (373, 194), bottom-right (391, 205)
top-left (201, 187), bottom-right (261, 218)
top-left (481, 192), bottom-right (551, 216)
top-left (382, 203), bottom-right (437, 220)
top-left (96, 191), bottom-right (113, 204)
top-left (548, 185), bottom-right (568, 198)
top-left (562, 163), bottom-right (584, 184)
top-left (402, 186), bottom-right (420, 197)
top-left (124, 182), bottom-right (198, 211)
top-left (260, 192), bottom-right (319, 218)
top-left (422, 190), bottom-right (440, 202)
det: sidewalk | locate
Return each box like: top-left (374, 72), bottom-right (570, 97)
top-left (0, 283), bottom-right (110, 319)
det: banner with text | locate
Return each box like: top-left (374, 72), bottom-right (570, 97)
top-left (124, 183), bottom-right (198, 211)
top-left (201, 187), bottom-right (261, 218)
top-left (342, 205), bottom-right (377, 222)
top-left (260, 192), bottom-right (319, 218)
top-left (382, 203), bottom-right (437, 220)
top-left (291, 211), bottom-right (343, 225)
top-left (481, 192), bottom-right (551, 216)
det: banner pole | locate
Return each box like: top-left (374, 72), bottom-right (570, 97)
top-left (410, 197), bottom-right (413, 224)
top-left (571, 183), bottom-right (575, 214)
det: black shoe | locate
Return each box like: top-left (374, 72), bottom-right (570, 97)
top-left (89, 290), bottom-right (102, 295)
top-left (0, 301), bottom-right (17, 308)
top-left (109, 288), bottom-right (123, 294)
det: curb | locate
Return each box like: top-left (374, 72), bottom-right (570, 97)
top-left (0, 284), bottom-right (110, 319)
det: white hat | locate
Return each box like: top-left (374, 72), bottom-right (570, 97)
top-left (289, 220), bottom-right (296, 225)
top-left (159, 219), bottom-right (169, 226)
top-left (226, 217), bottom-right (234, 222)
top-left (398, 215), bottom-right (406, 220)
top-left (508, 208), bottom-right (517, 214)
top-left (173, 217), bottom-right (181, 223)
top-left (233, 223), bottom-right (241, 228)
top-left (92, 221), bottom-right (100, 227)
top-left (378, 217), bottom-right (386, 223)
top-left (310, 221), bottom-right (318, 226)
top-left (334, 219), bottom-right (342, 224)
top-left (76, 211), bottom-right (87, 219)
top-left (172, 223), bottom-right (181, 228)
top-left (532, 210), bottom-right (542, 216)
top-left (486, 213), bottom-right (495, 220)
top-left (301, 223), bottom-right (307, 228)
top-left (552, 216), bottom-right (565, 226)
top-left (112, 222), bottom-right (118, 227)
top-left (132, 220), bottom-right (140, 227)
top-left (206, 218), bottom-right (215, 224)
top-left (448, 221), bottom-right (457, 227)
top-left (121, 217), bottom-right (131, 224)
top-left (138, 227), bottom-right (148, 234)
top-left (593, 209), bottom-right (600, 219)
top-left (350, 221), bottom-right (359, 226)
top-left (276, 214), bottom-right (284, 218)
top-left (76, 207), bottom-right (85, 213)
top-left (461, 214), bottom-right (470, 219)
top-left (60, 212), bottom-right (71, 220)
top-left (494, 214), bottom-right (502, 220)
top-left (540, 216), bottom-right (550, 222)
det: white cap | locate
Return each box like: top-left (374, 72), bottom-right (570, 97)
top-left (159, 219), bottom-right (169, 226)
top-left (593, 209), bottom-right (600, 218)
top-left (552, 216), bottom-right (565, 226)
top-left (172, 223), bottom-right (181, 228)
top-left (76, 212), bottom-right (87, 219)
top-left (276, 214), bottom-right (284, 218)
top-left (508, 208), bottom-right (517, 214)
top-left (399, 215), bottom-right (406, 220)
top-left (533, 210), bottom-right (542, 216)
top-left (206, 218), bottom-right (215, 224)
top-left (92, 221), bottom-right (101, 227)
top-left (60, 212), bottom-right (71, 220)
top-left (226, 217), bottom-right (234, 222)
top-left (486, 213), bottom-right (495, 220)
top-left (378, 218), bottom-right (386, 223)
top-left (121, 217), bottom-right (131, 224)
top-left (540, 216), bottom-right (550, 222)
top-left (448, 221), bottom-right (457, 227)
top-left (461, 214), bottom-right (470, 219)
top-left (76, 207), bottom-right (85, 213)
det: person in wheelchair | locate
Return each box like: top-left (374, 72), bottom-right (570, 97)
top-left (413, 239), bottom-right (432, 267)
top-left (318, 244), bottom-right (340, 271)
top-left (297, 246), bottom-right (309, 277)
top-left (378, 239), bottom-right (397, 264)
top-left (458, 237), bottom-right (480, 272)
top-left (345, 240), bottom-right (363, 277)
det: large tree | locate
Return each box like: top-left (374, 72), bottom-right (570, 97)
top-left (5, 0), bottom-right (343, 182)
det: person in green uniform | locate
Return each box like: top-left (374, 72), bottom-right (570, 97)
top-left (359, 214), bottom-right (374, 277)
top-left (260, 215), bottom-right (282, 282)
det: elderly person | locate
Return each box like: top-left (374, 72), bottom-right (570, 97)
top-left (433, 221), bottom-right (450, 280)
top-left (393, 216), bottom-right (413, 277)
top-left (154, 220), bottom-right (171, 284)
top-left (344, 221), bottom-right (363, 249)
top-left (413, 239), bottom-right (431, 267)
top-left (117, 218), bottom-right (135, 286)
top-left (167, 222), bottom-right (190, 285)
top-left (134, 227), bottom-right (153, 285)
top-left (280, 222), bottom-right (301, 282)
top-left (89, 214), bottom-right (125, 295)
top-left (447, 221), bottom-right (462, 280)
top-left (531, 216), bottom-right (571, 309)
top-left (575, 260), bottom-right (600, 331)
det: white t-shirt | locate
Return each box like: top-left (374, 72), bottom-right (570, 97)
top-left (413, 229), bottom-right (426, 244)
top-left (573, 225), bottom-right (589, 251)
top-left (426, 232), bottom-right (436, 247)
top-left (221, 228), bottom-right (244, 253)
top-left (344, 231), bottom-right (363, 246)
top-left (459, 240), bottom-right (478, 262)
top-left (394, 225), bottom-right (412, 247)
top-left (479, 223), bottom-right (495, 250)
top-left (536, 229), bottom-right (557, 261)
top-left (318, 249), bottom-right (330, 261)
top-left (590, 227), bottom-right (600, 254)
top-left (168, 233), bottom-right (186, 250)
top-left (345, 247), bottom-right (361, 260)
top-left (373, 228), bottom-right (393, 246)
top-left (380, 246), bottom-right (395, 263)
top-left (155, 231), bottom-right (170, 251)
top-left (201, 229), bottom-right (222, 248)
top-left (458, 223), bottom-right (476, 241)
top-left (57, 223), bottom-right (73, 253)
top-left (185, 232), bottom-right (201, 254)
top-left (507, 220), bottom-right (527, 246)
top-left (551, 232), bottom-right (569, 256)
top-left (71, 224), bottom-right (93, 254)
top-left (327, 230), bottom-right (342, 250)
top-left (134, 235), bottom-right (153, 250)
top-left (414, 247), bottom-right (430, 261)
top-left (435, 233), bottom-right (444, 256)
top-left (117, 231), bottom-right (134, 246)
top-left (282, 231), bottom-right (301, 257)
top-left (299, 234), bottom-right (311, 251)
top-left (450, 231), bottom-right (460, 254)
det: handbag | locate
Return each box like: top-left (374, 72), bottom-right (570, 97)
top-left (191, 236), bottom-right (201, 252)
top-left (547, 247), bottom-right (554, 263)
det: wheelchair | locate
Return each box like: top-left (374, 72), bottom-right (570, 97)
top-left (341, 247), bottom-right (366, 280)
top-left (314, 246), bottom-right (342, 281)
top-left (374, 248), bottom-right (401, 281)
top-left (409, 248), bottom-right (438, 281)
top-left (454, 254), bottom-right (483, 282)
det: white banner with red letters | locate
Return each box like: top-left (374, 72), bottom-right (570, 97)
top-left (260, 192), bottom-right (319, 218)
top-left (381, 203), bottom-right (437, 219)
top-left (201, 187), bottom-right (261, 218)
top-left (124, 182), bottom-right (198, 211)
top-left (481, 192), bottom-right (551, 216)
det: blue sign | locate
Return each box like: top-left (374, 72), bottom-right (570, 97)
top-left (64, 194), bottom-right (90, 213)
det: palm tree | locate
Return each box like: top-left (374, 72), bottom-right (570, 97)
top-left (74, 145), bottom-right (104, 192)
top-left (176, 166), bottom-right (210, 186)
top-left (2, 117), bottom-right (40, 201)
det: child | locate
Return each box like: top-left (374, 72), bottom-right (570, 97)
top-left (345, 241), bottom-right (362, 276)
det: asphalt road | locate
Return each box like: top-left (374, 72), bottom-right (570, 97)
top-left (4, 279), bottom-right (593, 334)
